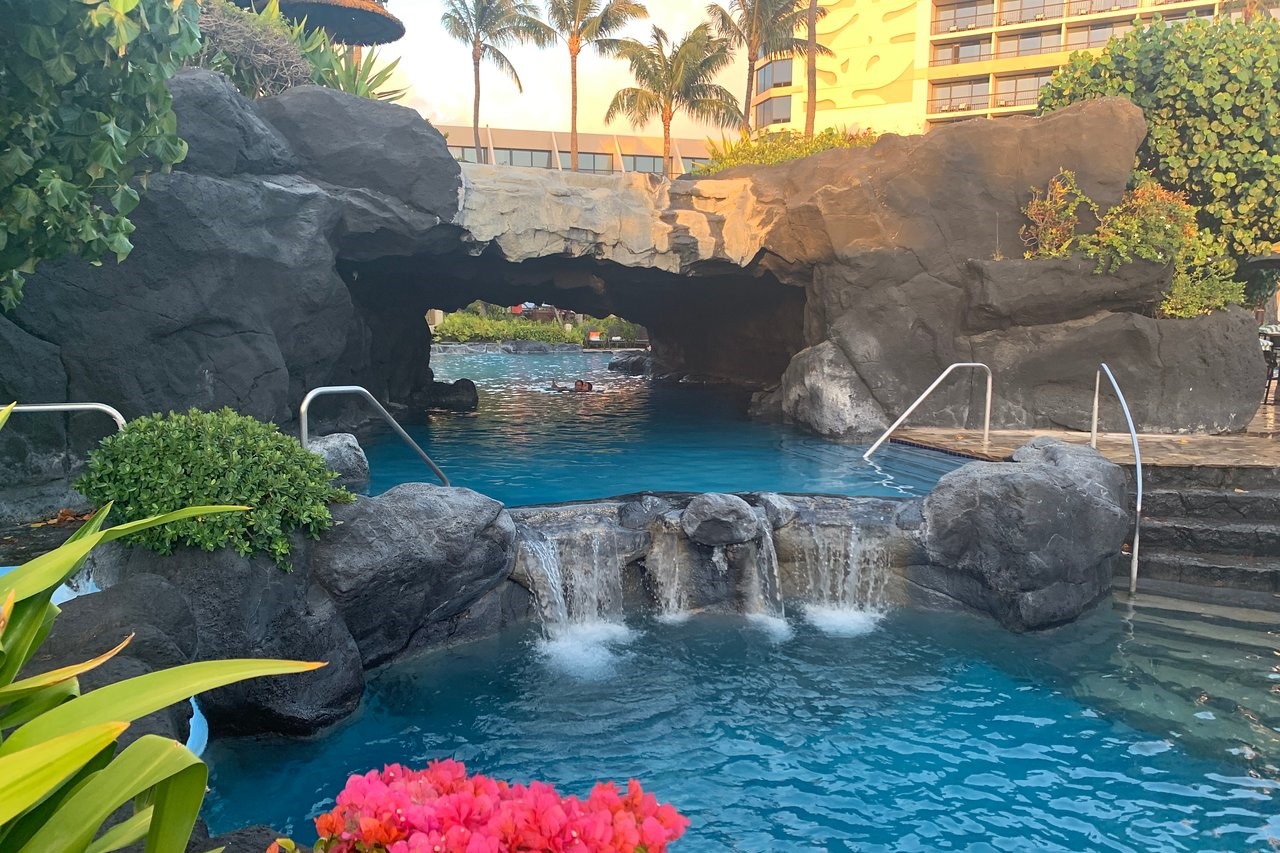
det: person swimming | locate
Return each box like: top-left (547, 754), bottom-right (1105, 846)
top-left (549, 379), bottom-right (597, 392)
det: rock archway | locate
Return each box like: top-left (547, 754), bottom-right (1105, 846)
top-left (0, 70), bottom-right (1261, 516)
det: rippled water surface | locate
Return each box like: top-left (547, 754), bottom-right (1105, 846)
top-left (363, 352), bottom-right (966, 504)
top-left (203, 606), bottom-right (1280, 851)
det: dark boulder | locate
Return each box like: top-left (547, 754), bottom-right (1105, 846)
top-left (607, 352), bottom-right (653, 375)
top-left (91, 539), bottom-right (365, 736)
top-left (619, 494), bottom-right (671, 530)
top-left (501, 340), bottom-right (552, 354)
top-left (419, 377), bottom-right (479, 411)
top-left (169, 69), bottom-right (294, 177)
top-left (309, 484), bottom-right (516, 667)
top-left (680, 493), bottom-right (760, 546)
top-left (907, 437), bottom-right (1129, 631)
top-left (754, 492), bottom-right (797, 530)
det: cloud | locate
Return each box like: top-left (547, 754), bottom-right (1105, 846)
top-left (382, 0), bottom-right (748, 137)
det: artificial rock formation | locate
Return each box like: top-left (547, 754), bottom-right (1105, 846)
top-left (0, 70), bottom-right (1261, 516)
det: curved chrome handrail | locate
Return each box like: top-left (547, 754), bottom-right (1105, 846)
top-left (299, 386), bottom-right (450, 487)
top-left (1090, 363), bottom-right (1143, 595)
top-left (863, 363), bottom-right (992, 460)
top-left (11, 402), bottom-right (126, 431)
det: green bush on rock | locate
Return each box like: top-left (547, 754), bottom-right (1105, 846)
top-left (435, 313), bottom-right (581, 344)
top-left (75, 408), bottom-right (354, 569)
top-left (693, 127), bottom-right (878, 176)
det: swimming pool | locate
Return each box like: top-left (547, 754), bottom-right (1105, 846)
top-left (363, 352), bottom-right (967, 505)
top-left (201, 600), bottom-right (1280, 851)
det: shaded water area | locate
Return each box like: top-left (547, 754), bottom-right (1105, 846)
top-left (364, 352), bottom-right (966, 504)
top-left (203, 599), bottom-right (1280, 852)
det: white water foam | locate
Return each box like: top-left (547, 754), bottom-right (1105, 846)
top-left (747, 612), bottom-right (794, 643)
top-left (537, 620), bottom-right (636, 680)
top-left (803, 603), bottom-right (884, 637)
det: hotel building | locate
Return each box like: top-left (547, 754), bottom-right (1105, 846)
top-left (434, 125), bottom-right (712, 176)
top-left (749, 0), bottom-right (1222, 135)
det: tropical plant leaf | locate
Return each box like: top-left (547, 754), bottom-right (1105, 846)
top-left (0, 722), bottom-right (126, 824)
top-left (2, 658), bottom-right (324, 754)
top-left (0, 634), bottom-right (132, 703)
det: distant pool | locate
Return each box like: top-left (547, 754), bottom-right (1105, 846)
top-left (363, 352), bottom-right (966, 505)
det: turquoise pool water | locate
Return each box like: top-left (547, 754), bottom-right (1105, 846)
top-left (362, 353), bottom-right (967, 504)
top-left (202, 603), bottom-right (1280, 851)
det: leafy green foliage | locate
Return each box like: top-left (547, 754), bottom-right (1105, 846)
top-left (0, 0), bottom-right (201, 310)
top-left (435, 313), bottom-right (581, 343)
top-left (188, 0), bottom-right (314, 97)
top-left (694, 126), bottom-right (877, 176)
top-left (581, 314), bottom-right (643, 343)
top-left (311, 45), bottom-right (407, 101)
top-left (0, 403), bottom-right (320, 853)
top-left (1040, 16), bottom-right (1280, 272)
top-left (75, 408), bottom-right (353, 569)
top-left (1019, 168), bottom-right (1097, 259)
top-left (1019, 171), bottom-right (1246, 317)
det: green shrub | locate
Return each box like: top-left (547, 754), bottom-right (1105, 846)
top-left (434, 313), bottom-right (580, 344)
top-left (693, 127), bottom-right (878, 176)
top-left (188, 0), bottom-right (314, 98)
top-left (75, 408), bottom-right (353, 569)
top-left (1018, 171), bottom-right (1246, 318)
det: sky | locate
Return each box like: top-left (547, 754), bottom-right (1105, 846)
top-left (379, 0), bottom-right (748, 138)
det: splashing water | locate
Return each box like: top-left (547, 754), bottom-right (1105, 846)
top-left (646, 519), bottom-right (690, 616)
top-left (798, 524), bottom-right (893, 635)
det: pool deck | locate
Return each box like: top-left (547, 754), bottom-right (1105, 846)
top-left (892, 401), bottom-right (1280, 467)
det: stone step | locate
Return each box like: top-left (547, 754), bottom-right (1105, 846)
top-left (1138, 517), bottom-right (1280, 556)
top-left (1140, 488), bottom-right (1280, 522)
top-left (1128, 546), bottom-right (1280, 594)
top-left (1139, 465), bottom-right (1280, 492)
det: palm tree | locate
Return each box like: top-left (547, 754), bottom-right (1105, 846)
top-left (707, 0), bottom-right (828, 134)
top-left (546, 0), bottom-right (649, 172)
top-left (441, 0), bottom-right (555, 164)
top-left (604, 25), bottom-right (742, 176)
top-left (804, 0), bottom-right (818, 136)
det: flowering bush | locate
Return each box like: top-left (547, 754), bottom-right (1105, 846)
top-left (267, 760), bottom-right (689, 853)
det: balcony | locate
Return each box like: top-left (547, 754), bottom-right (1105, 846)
top-left (931, 11), bottom-right (996, 33)
top-left (929, 49), bottom-right (994, 66)
top-left (927, 97), bottom-right (986, 113)
top-left (992, 92), bottom-right (1042, 107)
top-left (993, 41), bottom-right (1066, 58)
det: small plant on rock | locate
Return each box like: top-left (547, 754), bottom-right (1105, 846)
top-left (1019, 168), bottom-right (1097, 259)
top-left (75, 408), bottom-right (354, 569)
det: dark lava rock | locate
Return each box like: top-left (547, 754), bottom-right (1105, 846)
top-left (308, 432), bottom-right (370, 491)
top-left (754, 492), bottom-right (797, 530)
top-left (94, 539), bottom-right (364, 736)
top-left (908, 437), bottom-right (1128, 631)
top-left (501, 340), bottom-right (552, 354)
top-left (608, 352), bottom-right (652, 375)
top-left (169, 68), bottom-right (294, 177)
top-left (680, 493), bottom-right (760, 546)
top-left (405, 579), bottom-right (534, 651)
top-left (309, 484), bottom-right (517, 667)
top-left (422, 377), bottom-right (479, 411)
top-left (257, 85), bottom-right (459, 222)
top-left (619, 495), bottom-right (671, 530)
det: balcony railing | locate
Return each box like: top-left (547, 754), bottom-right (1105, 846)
top-left (994, 41), bottom-right (1066, 57)
top-left (929, 48), bottom-right (994, 65)
top-left (992, 92), bottom-right (1042, 107)
top-left (932, 11), bottom-right (996, 33)
top-left (927, 97), bottom-right (987, 113)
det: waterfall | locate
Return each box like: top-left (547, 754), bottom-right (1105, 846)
top-left (746, 513), bottom-right (786, 619)
top-left (647, 521), bottom-right (689, 616)
top-left (514, 523), bottom-right (624, 630)
top-left (798, 524), bottom-right (892, 612)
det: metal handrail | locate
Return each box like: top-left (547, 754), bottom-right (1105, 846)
top-left (1090, 363), bottom-right (1142, 595)
top-left (299, 386), bottom-right (450, 487)
top-left (863, 363), bottom-right (992, 460)
top-left (10, 402), bottom-right (127, 431)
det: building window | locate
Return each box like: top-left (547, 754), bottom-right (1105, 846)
top-left (995, 72), bottom-right (1054, 107)
top-left (932, 39), bottom-right (993, 65)
top-left (559, 152), bottom-right (614, 173)
top-left (448, 145), bottom-right (480, 163)
top-left (997, 0), bottom-right (1065, 25)
top-left (1066, 20), bottom-right (1132, 48)
top-left (933, 0), bottom-right (995, 33)
top-left (754, 95), bottom-right (792, 127)
top-left (996, 29), bottom-right (1062, 57)
top-left (622, 154), bottom-right (665, 174)
top-left (928, 79), bottom-right (990, 112)
top-left (756, 59), bottom-right (794, 92)
top-left (493, 148), bottom-right (554, 168)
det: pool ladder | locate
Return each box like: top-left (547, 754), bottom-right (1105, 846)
top-left (299, 385), bottom-right (449, 486)
top-left (862, 361), bottom-right (1143, 595)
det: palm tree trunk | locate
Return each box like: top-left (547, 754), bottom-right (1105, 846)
top-left (662, 114), bottom-right (672, 177)
top-left (743, 59), bottom-right (756, 134)
top-left (570, 41), bottom-right (580, 172)
top-left (472, 45), bottom-right (484, 164)
top-left (805, 0), bottom-right (818, 137)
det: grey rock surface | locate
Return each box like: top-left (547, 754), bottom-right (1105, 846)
top-left (681, 493), bottom-right (761, 546)
top-left (309, 484), bottom-right (516, 666)
top-left (908, 437), bottom-right (1129, 631)
top-left (308, 432), bottom-right (370, 490)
